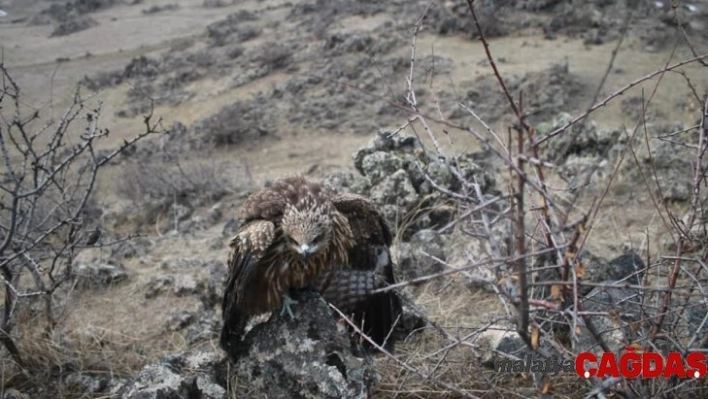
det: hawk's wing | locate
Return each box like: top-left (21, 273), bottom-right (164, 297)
top-left (220, 219), bottom-right (277, 358)
top-left (325, 192), bottom-right (402, 352)
top-left (330, 192), bottom-right (392, 272)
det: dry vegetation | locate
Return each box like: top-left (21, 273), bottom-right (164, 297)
top-left (2, 0), bottom-right (708, 398)
top-left (361, 2), bottom-right (708, 398)
top-left (0, 62), bottom-right (163, 391)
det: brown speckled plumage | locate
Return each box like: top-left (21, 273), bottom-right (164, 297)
top-left (220, 174), bottom-right (401, 357)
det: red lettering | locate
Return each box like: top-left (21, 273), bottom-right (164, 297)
top-left (642, 352), bottom-right (663, 378)
top-left (619, 347), bottom-right (641, 379)
top-left (576, 352), bottom-right (597, 378)
top-left (686, 352), bottom-right (707, 379)
top-left (597, 352), bottom-right (620, 378)
top-left (663, 353), bottom-right (687, 378)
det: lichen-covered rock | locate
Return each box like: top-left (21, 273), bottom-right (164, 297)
top-left (369, 169), bottom-right (418, 224)
top-left (396, 229), bottom-right (447, 280)
top-left (353, 131), bottom-right (420, 174)
top-left (186, 308), bottom-right (220, 344)
top-left (359, 151), bottom-right (406, 186)
top-left (322, 171), bottom-right (370, 195)
top-left (537, 112), bottom-right (620, 164)
top-left (229, 291), bottom-right (379, 399)
top-left (635, 134), bottom-right (694, 202)
top-left (119, 351), bottom-right (226, 399)
top-left (325, 131), bottom-right (496, 238)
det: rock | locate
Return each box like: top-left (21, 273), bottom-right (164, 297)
top-left (348, 131), bottom-right (496, 238)
top-left (476, 327), bottom-right (525, 367)
top-left (229, 291), bottom-right (379, 398)
top-left (186, 308), bottom-right (220, 344)
top-left (415, 159), bottom-right (453, 195)
top-left (144, 275), bottom-right (174, 299)
top-left (577, 282), bottom-right (642, 353)
top-left (353, 131), bottom-right (421, 175)
top-left (646, 137), bottom-right (694, 202)
top-left (605, 252), bottom-right (645, 284)
top-left (475, 326), bottom-right (564, 392)
top-left (322, 171), bottom-right (370, 195)
top-left (173, 274), bottom-right (203, 297)
top-left (579, 250), bottom-right (646, 294)
top-left (63, 372), bottom-right (125, 396)
top-left (118, 351), bottom-right (226, 399)
top-left (74, 262), bottom-right (128, 288)
top-left (359, 151), bottom-right (406, 186)
top-left (396, 229), bottom-right (447, 280)
top-left (537, 113), bottom-right (620, 164)
top-left (165, 310), bottom-right (197, 332)
top-left (369, 169), bottom-right (418, 225)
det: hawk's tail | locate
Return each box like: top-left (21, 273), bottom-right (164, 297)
top-left (316, 269), bottom-right (402, 353)
top-left (358, 286), bottom-right (402, 353)
top-left (219, 308), bottom-right (248, 361)
top-left (220, 252), bottom-right (251, 362)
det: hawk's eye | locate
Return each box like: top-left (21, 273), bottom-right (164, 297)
top-left (313, 233), bottom-right (324, 243)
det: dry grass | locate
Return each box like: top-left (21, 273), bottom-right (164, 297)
top-left (2, 285), bottom-right (191, 397)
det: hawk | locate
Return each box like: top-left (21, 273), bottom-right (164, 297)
top-left (220, 174), bottom-right (402, 358)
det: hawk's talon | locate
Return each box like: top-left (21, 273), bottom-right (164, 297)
top-left (280, 295), bottom-right (299, 320)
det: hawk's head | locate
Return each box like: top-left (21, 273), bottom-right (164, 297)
top-left (280, 201), bottom-right (333, 260)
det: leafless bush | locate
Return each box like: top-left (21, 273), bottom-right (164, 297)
top-left (50, 16), bottom-right (98, 37)
top-left (206, 10), bottom-right (259, 47)
top-left (367, 1), bottom-right (708, 398)
top-left (117, 158), bottom-right (233, 214)
top-left (0, 63), bottom-right (160, 368)
top-left (142, 4), bottom-right (179, 14)
top-left (251, 43), bottom-right (295, 71)
top-left (193, 100), bottom-right (272, 147)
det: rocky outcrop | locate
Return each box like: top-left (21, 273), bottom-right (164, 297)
top-left (326, 131), bottom-right (497, 240)
top-left (226, 291), bottom-right (379, 399)
top-left (118, 351), bottom-right (226, 399)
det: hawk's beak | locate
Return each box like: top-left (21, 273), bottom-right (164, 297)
top-left (299, 244), bottom-right (313, 260)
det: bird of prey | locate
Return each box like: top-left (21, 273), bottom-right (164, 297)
top-left (220, 174), bottom-right (401, 358)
